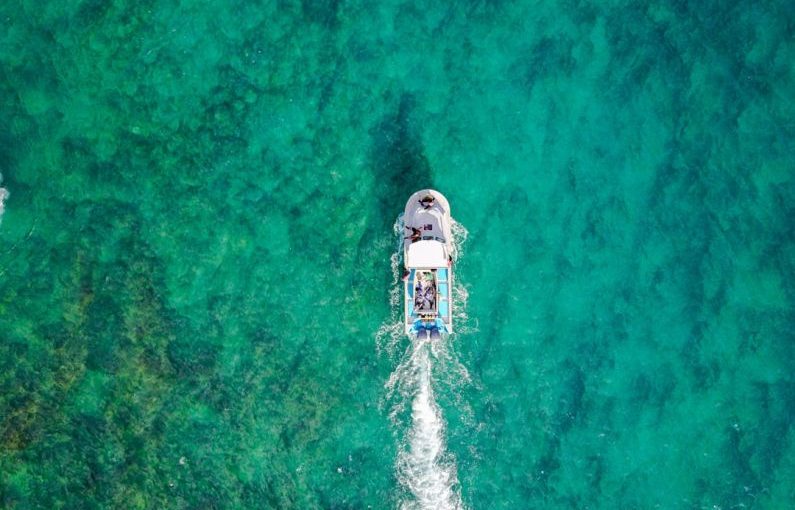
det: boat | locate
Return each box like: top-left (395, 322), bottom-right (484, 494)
top-left (402, 189), bottom-right (453, 336)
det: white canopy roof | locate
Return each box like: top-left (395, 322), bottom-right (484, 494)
top-left (406, 240), bottom-right (447, 268)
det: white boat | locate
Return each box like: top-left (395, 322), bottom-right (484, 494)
top-left (402, 189), bottom-right (453, 336)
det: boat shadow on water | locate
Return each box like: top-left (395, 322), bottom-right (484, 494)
top-left (368, 93), bottom-right (434, 234)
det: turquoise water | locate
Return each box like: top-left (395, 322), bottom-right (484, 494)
top-left (1, 1), bottom-right (793, 508)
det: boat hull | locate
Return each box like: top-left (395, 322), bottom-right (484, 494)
top-left (402, 190), bottom-right (453, 335)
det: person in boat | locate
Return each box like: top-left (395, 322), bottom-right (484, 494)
top-left (412, 276), bottom-right (429, 311)
top-left (424, 285), bottom-right (435, 301)
top-left (414, 288), bottom-right (426, 310)
top-left (424, 287), bottom-right (435, 310)
top-left (412, 274), bottom-right (435, 311)
top-left (419, 194), bottom-right (434, 209)
top-left (405, 225), bottom-right (422, 242)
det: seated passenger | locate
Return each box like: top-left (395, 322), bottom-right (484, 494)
top-left (416, 298), bottom-right (426, 311)
top-left (405, 225), bottom-right (422, 242)
top-left (419, 194), bottom-right (435, 209)
top-left (424, 286), bottom-right (434, 300)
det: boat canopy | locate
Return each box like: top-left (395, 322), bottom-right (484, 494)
top-left (406, 240), bottom-right (447, 268)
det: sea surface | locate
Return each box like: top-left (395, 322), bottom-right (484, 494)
top-left (1, 1), bottom-right (793, 509)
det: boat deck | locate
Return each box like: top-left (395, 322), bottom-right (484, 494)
top-left (405, 267), bottom-right (451, 333)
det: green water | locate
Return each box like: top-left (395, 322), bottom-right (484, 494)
top-left (1, 0), bottom-right (793, 508)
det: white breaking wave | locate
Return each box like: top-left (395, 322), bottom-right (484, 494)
top-left (379, 214), bottom-right (472, 510)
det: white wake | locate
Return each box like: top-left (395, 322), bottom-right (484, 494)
top-left (378, 217), bottom-right (471, 510)
top-left (0, 173), bottom-right (8, 225)
top-left (390, 334), bottom-right (463, 510)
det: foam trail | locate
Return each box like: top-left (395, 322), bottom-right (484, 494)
top-left (394, 335), bottom-right (462, 510)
